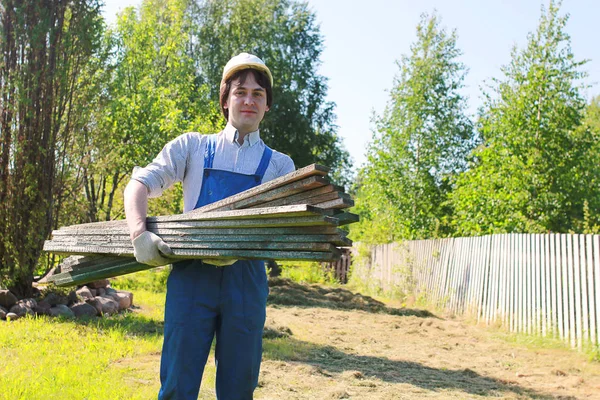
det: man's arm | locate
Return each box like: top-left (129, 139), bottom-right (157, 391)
top-left (124, 179), bottom-right (149, 240)
top-left (124, 179), bottom-right (173, 266)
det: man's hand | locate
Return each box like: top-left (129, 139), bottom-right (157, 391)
top-left (132, 231), bottom-right (174, 267)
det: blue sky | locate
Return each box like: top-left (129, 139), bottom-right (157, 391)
top-left (102, 0), bottom-right (600, 170)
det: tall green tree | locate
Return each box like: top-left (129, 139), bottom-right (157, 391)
top-left (0, 0), bottom-right (104, 296)
top-left (450, 1), bottom-right (593, 235)
top-left (79, 0), bottom-right (218, 223)
top-left (351, 13), bottom-right (474, 243)
top-left (189, 0), bottom-right (351, 187)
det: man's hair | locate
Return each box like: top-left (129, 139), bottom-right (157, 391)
top-left (219, 68), bottom-right (273, 120)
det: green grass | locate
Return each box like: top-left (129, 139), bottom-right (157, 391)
top-left (0, 291), bottom-right (165, 399)
top-left (277, 261), bottom-right (338, 285)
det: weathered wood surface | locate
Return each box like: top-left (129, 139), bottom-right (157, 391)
top-left (58, 204), bottom-right (330, 231)
top-left (248, 184), bottom-right (340, 208)
top-left (50, 245), bottom-right (339, 265)
top-left (193, 172), bottom-right (330, 213)
top-left (313, 197), bottom-right (354, 209)
top-left (48, 244), bottom-right (339, 287)
top-left (45, 241), bottom-right (337, 254)
top-left (50, 233), bottom-right (352, 247)
top-left (49, 259), bottom-right (151, 287)
top-left (52, 226), bottom-right (345, 236)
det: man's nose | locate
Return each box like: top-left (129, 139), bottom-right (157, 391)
top-left (243, 94), bottom-right (255, 105)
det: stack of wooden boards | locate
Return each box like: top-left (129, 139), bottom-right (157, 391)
top-left (44, 164), bottom-right (358, 287)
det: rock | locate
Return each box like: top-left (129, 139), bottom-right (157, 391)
top-left (67, 290), bottom-right (79, 306)
top-left (9, 300), bottom-right (35, 318)
top-left (5, 312), bottom-right (19, 321)
top-left (85, 297), bottom-right (103, 315)
top-left (89, 288), bottom-right (97, 296)
top-left (43, 292), bottom-right (69, 306)
top-left (76, 287), bottom-right (94, 301)
top-left (117, 290), bottom-right (134, 307)
top-left (0, 305), bottom-right (6, 319)
top-left (0, 290), bottom-right (18, 309)
top-left (20, 298), bottom-right (37, 309)
top-left (87, 279), bottom-right (110, 289)
top-left (49, 304), bottom-right (75, 318)
top-left (105, 287), bottom-right (117, 295)
top-left (111, 292), bottom-right (132, 310)
top-left (70, 302), bottom-right (98, 318)
top-left (96, 296), bottom-right (119, 315)
top-left (96, 288), bottom-right (106, 296)
top-left (34, 300), bottom-right (52, 316)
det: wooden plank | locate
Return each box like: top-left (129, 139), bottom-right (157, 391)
top-left (48, 240), bottom-right (336, 252)
top-left (49, 259), bottom-right (148, 287)
top-left (499, 234), bottom-right (508, 327)
top-left (517, 234), bottom-right (527, 332)
top-left (49, 233), bottom-right (351, 247)
top-left (573, 235), bottom-right (589, 350)
top-left (525, 234), bottom-right (532, 335)
top-left (508, 234), bottom-right (516, 332)
top-left (194, 175), bottom-right (331, 213)
top-left (586, 235), bottom-right (597, 346)
top-left (46, 246), bottom-right (340, 261)
top-left (313, 197), bottom-right (354, 210)
top-left (550, 234), bottom-right (559, 338)
top-left (147, 215), bottom-right (339, 229)
top-left (558, 234), bottom-right (567, 341)
top-left (566, 234), bottom-right (576, 348)
top-left (595, 235), bottom-right (600, 346)
top-left (248, 186), bottom-right (342, 208)
top-left (331, 212), bottom-right (359, 226)
top-left (541, 234), bottom-right (549, 337)
top-left (478, 236), bottom-right (490, 323)
top-left (534, 234), bottom-right (541, 335)
top-left (53, 226), bottom-right (344, 237)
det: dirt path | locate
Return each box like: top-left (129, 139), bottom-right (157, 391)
top-left (254, 279), bottom-right (600, 399)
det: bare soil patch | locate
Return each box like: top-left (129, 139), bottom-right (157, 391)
top-left (256, 279), bottom-right (600, 399)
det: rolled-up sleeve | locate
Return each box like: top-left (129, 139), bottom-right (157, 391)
top-left (131, 133), bottom-right (191, 198)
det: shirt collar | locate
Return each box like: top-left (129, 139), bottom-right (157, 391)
top-left (224, 123), bottom-right (260, 147)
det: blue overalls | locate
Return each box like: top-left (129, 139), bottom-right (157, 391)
top-left (158, 135), bottom-right (273, 400)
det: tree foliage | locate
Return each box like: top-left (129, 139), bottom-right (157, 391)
top-left (351, 13), bottom-right (475, 243)
top-left (450, 1), bottom-right (594, 235)
top-left (0, 0), bottom-right (104, 296)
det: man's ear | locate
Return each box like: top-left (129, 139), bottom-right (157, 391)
top-left (223, 101), bottom-right (228, 110)
top-left (265, 105), bottom-right (270, 112)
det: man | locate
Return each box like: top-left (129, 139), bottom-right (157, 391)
top-left (124, 53), bottom-right (295, 400)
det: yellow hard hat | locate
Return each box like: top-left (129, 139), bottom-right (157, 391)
top-left (222, 52), bottom-right (273, 87)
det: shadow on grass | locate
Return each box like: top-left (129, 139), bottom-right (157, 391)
top-left (268, 277), bottom-right (435, 318)
top-left (67, 311), bottom-right (164, 337)
top-left (263, 336), bottom-right (554, 399)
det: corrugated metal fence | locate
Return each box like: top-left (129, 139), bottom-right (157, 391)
top-left (357, 234), bottom-right (600, 349)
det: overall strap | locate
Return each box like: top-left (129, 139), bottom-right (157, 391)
top-left (254, 146), bottom-right (273, 180)
top-left (204, 134), bottom-right (217, 169)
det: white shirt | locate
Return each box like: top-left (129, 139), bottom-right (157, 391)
top-left (131, 123), bottom-right (295, 212)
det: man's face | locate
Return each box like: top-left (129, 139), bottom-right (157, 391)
top-left (223, 72), bottom-right (269, 135)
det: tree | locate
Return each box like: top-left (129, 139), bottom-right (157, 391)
top-left (79, 0), bottom-right (218, 223)
top-left (450, 1), bottom-right (593, 235)
top-left (188, 0), bottom-right (351, 187)
top-left (0, 0), bottom-right (104, 296)
top-left (351, 13), bottom-right (474, 243)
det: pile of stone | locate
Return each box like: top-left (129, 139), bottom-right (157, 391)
top-left (0, 279), bottom-right (133, 321)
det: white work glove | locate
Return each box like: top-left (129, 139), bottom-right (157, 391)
top-left (202, 258), bottom-right (238, 267)
top-left (132, 231), bottom-right (174, 267)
